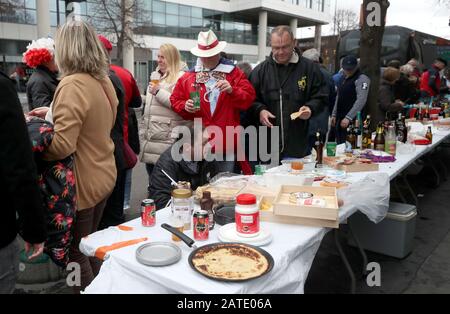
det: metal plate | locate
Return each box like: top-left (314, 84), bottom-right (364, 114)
top-left (188, 243), bottom-right (274, 282)
top-left (136, 242), bottom-right (182, 267)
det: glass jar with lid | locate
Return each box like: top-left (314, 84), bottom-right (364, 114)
top-left (171, 189), bottom-right (193, 230)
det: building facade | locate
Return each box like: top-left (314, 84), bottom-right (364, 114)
top-left (1, 0), bottom-right (331, 91)
top-left (298, 34), bottom-right (339, 73)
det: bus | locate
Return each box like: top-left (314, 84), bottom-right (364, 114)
top-left (336, 26), bottom-right (450, 71)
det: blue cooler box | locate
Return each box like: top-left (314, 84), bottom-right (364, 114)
top-left (348, 202), bottom-right (417, 259)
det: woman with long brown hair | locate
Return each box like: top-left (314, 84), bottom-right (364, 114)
top-left (31, 19), bottom-right (118, 293)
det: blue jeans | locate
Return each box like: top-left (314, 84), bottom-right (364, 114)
top-left (123, 169), bottom-right (133, 209)
top-left (0, 238), bottom-right (19, 294)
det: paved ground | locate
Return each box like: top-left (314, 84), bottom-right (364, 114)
top-left (305, 148), bottom-right (450, 294)
top-left (15, 94), bottom-right (450, 294)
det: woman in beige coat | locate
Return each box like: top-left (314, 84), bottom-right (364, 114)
top-left (141, 44), bottom-right (191, 187)
top-left (30, 20), bottom-right (118, 293)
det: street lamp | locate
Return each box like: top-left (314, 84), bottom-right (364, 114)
top-left (56, 0), bottom-right (60, 26)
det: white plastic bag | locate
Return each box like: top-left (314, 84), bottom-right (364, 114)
top-left (337, 172), bottom-right (390, 223)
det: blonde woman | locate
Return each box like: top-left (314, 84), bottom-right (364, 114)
top-left (141, 44), bottom-right (191, 187)
top-left (30, 20), bottom-right (118, 293)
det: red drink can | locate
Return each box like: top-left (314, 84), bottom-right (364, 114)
top-left (141, 199), bottom-right (156, 227)
top-left (193, 210), bottom-right (209, 241)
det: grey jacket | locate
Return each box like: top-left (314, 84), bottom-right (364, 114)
top-left (332, 71), bottom-right (371, 120)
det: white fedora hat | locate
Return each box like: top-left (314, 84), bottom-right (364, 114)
top-left (190, 30), bottom-right (227, 58)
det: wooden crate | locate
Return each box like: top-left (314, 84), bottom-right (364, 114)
top-left (323, 156), bottom-right (379, 173)
top-left (273, 186), bottom-right (339, 221)
top-left (260, 208), bottom-right (339, 229)
top-left (260, 186), bottom-right (339, 229)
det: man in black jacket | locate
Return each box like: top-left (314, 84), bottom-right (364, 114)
top-left (0, 70), bottom-right (47, 293)
top-left (249, 26), bottom-right (328, 161)
top-left (149, 128), bottom-right (217, 210)
top-left (302, 48), bottom-right (335, 153)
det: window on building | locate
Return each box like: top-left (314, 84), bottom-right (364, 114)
top-left (153, 0), bottom-right (165, 13)
top-left (166, 3), bottom-right (178, 15)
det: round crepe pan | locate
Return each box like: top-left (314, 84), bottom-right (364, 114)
top-left (161, 224), bottom-right (274, 282)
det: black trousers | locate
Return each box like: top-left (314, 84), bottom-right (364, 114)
top-left (335, 120), bottom-right (348, 145)
top-left (99, 168), bottom-right (127, 230)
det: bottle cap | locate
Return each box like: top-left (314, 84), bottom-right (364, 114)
top-left (236, 194), bottom-right (257, 205)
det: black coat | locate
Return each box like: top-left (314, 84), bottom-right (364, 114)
top-left (0, 71), bottom-right (47, 249)
top-left (128, 107), bottom-right (140, 155)
top-left (109, 70), bottom-right (127, 171)
top-left (149, 148), bottom-right (217, 210)
top-left (249, 49), bottom-right (328, 158)
top-left (26, 66), bottom-right (59, 111)
top-left (379, 80), bottom-right (404, 120)
top-left (307, 66), bottom-right (334, 151)
top-left (395, 73), bottom-right (420, 104)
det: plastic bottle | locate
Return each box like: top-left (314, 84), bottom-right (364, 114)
top-left (235, 194), bottom-right (260, 238)
top-left (385, 124), bottom-right (397, 156)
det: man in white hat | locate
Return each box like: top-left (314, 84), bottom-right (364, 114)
top-left (171, 30), bottom-right (256, 174)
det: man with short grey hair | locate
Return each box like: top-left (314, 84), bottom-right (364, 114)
top-left (302, 48), bottom-right (320, 64)
top-left (249, 26), bottom-right (328, 160)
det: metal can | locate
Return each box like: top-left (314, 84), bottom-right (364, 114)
top-left (193, 210), bottom-right (209, 241)
top-left (141, 199), bottom-right (156, 227)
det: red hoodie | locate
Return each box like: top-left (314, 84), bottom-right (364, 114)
top-left (420, 65), bottom-right (441, 97)
top-left (170, 62), bottom-right (256, 157)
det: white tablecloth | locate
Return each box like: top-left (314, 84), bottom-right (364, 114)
top-left (81, 128), bottom-right (450, 294)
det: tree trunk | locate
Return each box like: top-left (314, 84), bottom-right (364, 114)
top-left (116, 37), bottom-right (124, 66)
top-left (359, 0), bottom-right (390, 130)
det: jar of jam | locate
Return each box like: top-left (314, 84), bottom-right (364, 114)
top-left (235, 194), bottom-right (260, 238)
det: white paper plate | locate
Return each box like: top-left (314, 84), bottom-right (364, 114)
top-left (218, 223), bottom-right (273, 247)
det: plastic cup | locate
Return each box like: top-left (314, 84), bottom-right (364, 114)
top-left (170, 216), bottom-right (184, 242)
top-left (190, 91), bottom-right (201, 110)
top-left (291, 161), bottom-right (304, 171)
top-left (255, 165), bottom-right (267, 175)
top-left (327, 142), bottom-right (337, 157)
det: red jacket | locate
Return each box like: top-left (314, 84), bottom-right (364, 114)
top-left (171, 65), bottom-right (256, 155)
top-left (420, 65), bottom-right (441, 97)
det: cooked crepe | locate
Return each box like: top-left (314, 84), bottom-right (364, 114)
top-left (191, 244), bottom-right (270, 281)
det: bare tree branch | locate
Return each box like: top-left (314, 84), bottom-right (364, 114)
top-left (88, 0), bottom-right (148, 65)
top-left (333, 9), bottom-right (360, 35)
top-left (436, 0), bottom-right (450, 8)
